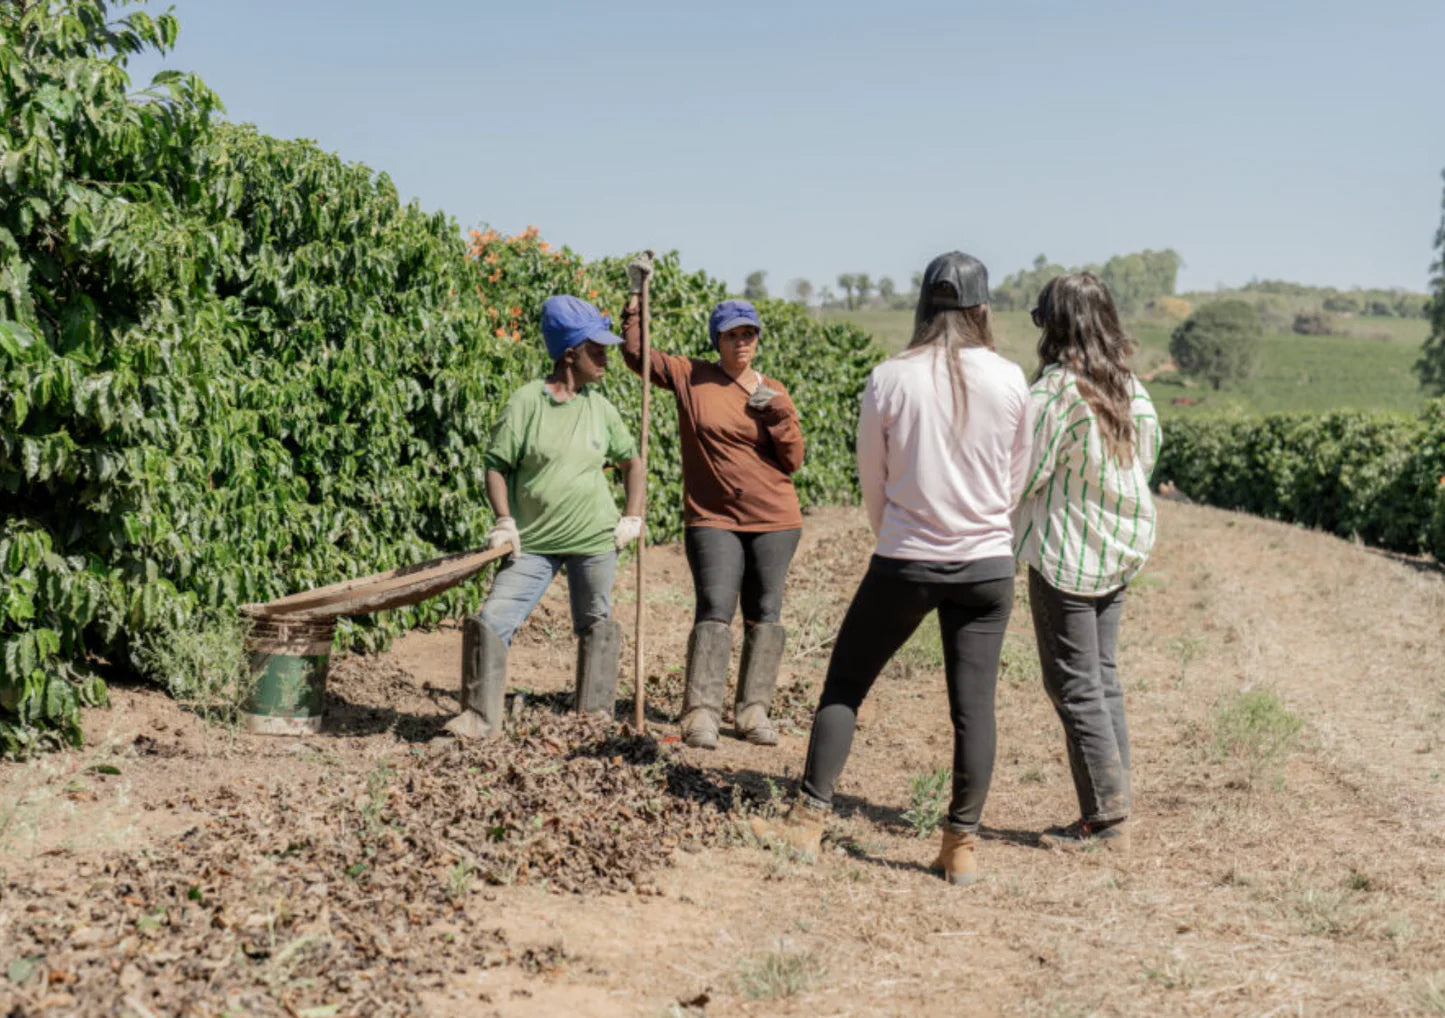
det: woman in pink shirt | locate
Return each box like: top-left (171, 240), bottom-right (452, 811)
top-left (752, 252), bottom-right (1031, 885)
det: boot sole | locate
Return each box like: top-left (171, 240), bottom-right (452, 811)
top-left (929, 865), bottom-right (979, 886)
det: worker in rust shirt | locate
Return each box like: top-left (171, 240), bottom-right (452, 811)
top-left (622, 253), bottom-right (804, 749)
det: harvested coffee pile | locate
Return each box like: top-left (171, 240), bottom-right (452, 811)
top-left (0, 711), bottom-right (751, 1016)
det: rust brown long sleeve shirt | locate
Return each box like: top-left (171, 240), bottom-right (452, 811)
top-left (621, 301), bottom-right (804, 532)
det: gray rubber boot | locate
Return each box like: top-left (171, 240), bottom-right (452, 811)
top-left (735, 622), bottom-right (786, 745)
top-left (574, 619), bottom-right (623, 716)
top-left (444, 616), bottom-right (507, 739)
top-left (681, 621), bottom-right (731, 749)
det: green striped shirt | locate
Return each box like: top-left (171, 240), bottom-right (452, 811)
top-left (1011, 366), bottom-right (1161, 595)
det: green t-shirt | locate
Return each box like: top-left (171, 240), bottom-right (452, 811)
top-left (483, 380), bottom-right (638, 556)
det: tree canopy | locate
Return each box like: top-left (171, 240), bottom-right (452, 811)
top-left (1170, 300), bottom-right (1263, 390)
top-left (1414, 170), bottom-right (1445, 395)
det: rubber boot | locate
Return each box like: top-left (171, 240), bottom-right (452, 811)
top-left (929, 830), bottom-right (979, 886)
top-left (734, 622), bottom-right (786, 745)
top-left (680, 621), bottom-right (731, 749)
top-left (443, 616), bottom-right (506, 739)
top-left (749, 795), bottom-right (826, 860)
top-left (574, 619), bottom-right (623, 716)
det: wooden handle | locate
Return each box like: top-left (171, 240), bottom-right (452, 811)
top-left (633, 252), bottom-right (654, 732)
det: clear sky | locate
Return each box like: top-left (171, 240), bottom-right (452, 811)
top-left (130, 0), bottom-right (1444, 298)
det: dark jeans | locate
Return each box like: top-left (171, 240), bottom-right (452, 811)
top-left (800, 556), bottom-right (1014, 834)
top-left (684, 526), bottom-right (802, 625)
top-left (1028, 567), bottom-right (1131, 824)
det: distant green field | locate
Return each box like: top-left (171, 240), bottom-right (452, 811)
top-left (823, 308), bottom-right (1427, 419)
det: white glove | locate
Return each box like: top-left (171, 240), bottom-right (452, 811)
top-left (626, 252), bottom-right (654, 295)
top-left (613, 515), bottom-right (643, 549)
top-left (487, 516), bottom-right (521, 558)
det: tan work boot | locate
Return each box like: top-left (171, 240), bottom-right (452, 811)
top-left (748, 797), bottom-right (826, 860)
top-left (1038, 818), bottom-right (1131, 853)
top-left (734, 622), bottom-right (786, 745)
top-left (929, 830), bottom-right (979, 885)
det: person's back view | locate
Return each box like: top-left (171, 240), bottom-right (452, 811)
top-left (752, 252), bottom-right (1031, 886)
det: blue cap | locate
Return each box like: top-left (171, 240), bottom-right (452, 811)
top-left (540, 295), bottom-right (622, 361)
top-left (707, 299), bottom-right (763, 349)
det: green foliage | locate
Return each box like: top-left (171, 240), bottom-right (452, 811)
top-left (1212, 689), bottom-right (1303, 787)
top-left (901, 766), bottom-right (950, 837)
top-left (1154, 400), bottom-right (1445, 559)
top-left (0, 1), bottom-right (881, 754)
top-left (1416, 169), bottom-right (1445, 395)
top-left (134, 610), bottom-right (250, 722)
top-left (1170, 300), bottom-right (1262, 390)
top-left (1291, 311), bottom-right (1336, 336)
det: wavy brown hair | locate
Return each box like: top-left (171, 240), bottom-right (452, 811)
top-left (1032, 272), bottom-right (1137, 462)
top-left (904, 282), bottom-right (996, 432)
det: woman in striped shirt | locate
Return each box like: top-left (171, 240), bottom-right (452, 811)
top-left (1012, 272), bottom-right (1160, 852)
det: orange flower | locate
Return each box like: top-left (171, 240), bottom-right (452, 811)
top-left (509, 306), bottom-right (522, 318)
top-left (587, 289), bottom-right (599, 299)
top-left (539, 241), bottom-right (551, 252)
top-left (494, 327), bottom-right (507, 338)
top-left (483, 252), bottom-right (498, 265)
top-left (488, 270), bottom-right (501, 283)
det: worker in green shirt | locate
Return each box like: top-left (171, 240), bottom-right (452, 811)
top-left (445, 295), bottom-right (645, 739)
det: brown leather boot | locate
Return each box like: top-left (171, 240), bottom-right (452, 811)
top-left (748, 797), bottom-right (826, 860)
top-left (930, 830), bottom-right (979, 885)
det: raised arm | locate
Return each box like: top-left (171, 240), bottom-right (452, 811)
top-left (620, 295), bottom-right (686, 391)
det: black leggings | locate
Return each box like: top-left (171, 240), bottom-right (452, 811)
top-left (684, 527), bottom-right (802, 626)
top-left (801, 557), bottom-right (1014, 833)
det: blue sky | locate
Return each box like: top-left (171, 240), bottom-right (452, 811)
top-left (131, 0), bottom-right (1444, 297)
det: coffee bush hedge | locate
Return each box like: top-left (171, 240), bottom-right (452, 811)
top-left (0, 3), bottom-right (879, 755)
top-left (1155, 400), bottom-right (1445, 560)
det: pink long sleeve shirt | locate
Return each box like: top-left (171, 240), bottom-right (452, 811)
top-left (857, 346), bottom-right (1032, 562)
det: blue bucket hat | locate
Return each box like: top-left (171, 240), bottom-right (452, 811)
top-left (707, 299), bottom-right (763, 349)
top-left (540, 295), bottom-right (622, 361)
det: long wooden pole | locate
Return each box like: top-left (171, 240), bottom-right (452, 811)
top-left (633, 251), bottom-right (654, 732)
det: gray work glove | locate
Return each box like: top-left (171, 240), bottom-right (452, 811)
top-left (747, 383), bottom-right (779, 412)
top-left (626, 252), bottom-right (654, 295)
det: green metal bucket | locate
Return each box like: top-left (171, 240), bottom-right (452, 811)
top-left (242, 612), bottom-right (335, 735)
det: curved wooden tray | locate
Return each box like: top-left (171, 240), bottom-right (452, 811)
top-left (244, 545), bottom-right (509, 620)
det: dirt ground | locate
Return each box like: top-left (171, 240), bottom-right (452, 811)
top-left (3, 501), bottom-right (1445, 1017)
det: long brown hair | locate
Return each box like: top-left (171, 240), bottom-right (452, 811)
top-left (1033, 272), bottom-right (1137, 462)
top-left (904, 282), bottom-right (996, 432)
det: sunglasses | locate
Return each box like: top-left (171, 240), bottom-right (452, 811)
top-left (1030, 307), bottom-right (1044, 327)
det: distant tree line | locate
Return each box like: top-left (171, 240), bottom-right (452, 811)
top-left (745, 249), bottom-right (1182, 315)
top-left (1232, 279), bottom-right (1429, 319)
top-left (990, 250), bottom-right (1182, 316)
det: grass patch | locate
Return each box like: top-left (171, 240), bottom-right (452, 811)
top-left (135, 611), bottom-right (253, 724)
top-left (901, 766), bottom-right (950, 838)
top-left (1414, 972), bottom-right (1445, 1014)
top-left (1000, 634), bottom-right (1041, 686)
top-left (736, 947), bottom-right (824, 1000)
top-left (1212, 688), bottom-right (1304, 787)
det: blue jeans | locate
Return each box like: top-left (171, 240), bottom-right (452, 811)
top-left (479, 550), bottom-right (618, 646)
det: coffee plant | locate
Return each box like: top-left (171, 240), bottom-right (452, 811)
top-left (1155, 400), bottom-right (1445, 560)
top-left (0, 1), bottom-right (880, 755)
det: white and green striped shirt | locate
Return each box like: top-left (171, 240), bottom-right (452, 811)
top-left (1011, 366), bottom-right (1160, 596)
